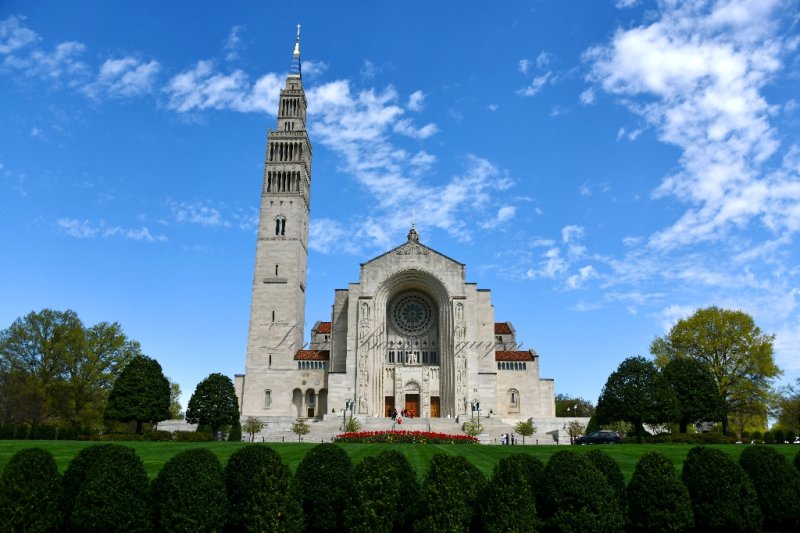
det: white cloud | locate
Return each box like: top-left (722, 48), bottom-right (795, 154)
top-left (517, 71), bottom-right (552, 97)
top-left (30, 127), bottom-right (42, 138)
top-left (487, 104), bottom-right (498, 112)
top-left (0, 16), bottom-right (40, 54)
top-left (407, 90), bottom-right (425, 112)
top-left (615, 0), bottom-right (640, 7)
top-left (579, 88), bottom-right (595, 105)
top-left (164, 60), bottom-right (282, 114)
top-left (4, 40), bottom-right (88, 82)
top-left (566, 265), bottom-right (598, 289)
top-left (170, 200), bottom-right (230, 227)
top-left (302, 60), bottom-right (328, 78)
top-left (360, 59), bottom-right (379, 80)
top-left (587, 0), bottom-right (799, 250)
top-left (518, 59), bottom-right (531, 74)
top-left (223, 25), bottom-right (244, 62)
top-left (497, 205), bottom-right (516, 223)
top-left (561, 224), bottom-right (584, 244)
top-left (393, 118), bottom-right (438, 139)
top-left (536, 51), bottom-right (552, 68)
top-left (84, 57), bottom-right (161, 99)
top-left (657, 304), bottom-right (697, 332)
top-left (57, 218), bottom-right (166, 242)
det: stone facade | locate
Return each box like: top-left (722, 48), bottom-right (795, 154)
top-left (235, 30), bottom-right (555, 423)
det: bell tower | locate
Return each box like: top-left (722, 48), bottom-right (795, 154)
top-left (241, 25), bottom-right (312, 414)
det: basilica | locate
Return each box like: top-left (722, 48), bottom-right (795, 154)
top-left (234, 29), bottom-right (556, 423)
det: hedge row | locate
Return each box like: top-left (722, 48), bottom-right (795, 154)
top-left (0, 424), bottom-right (215, 442)
top-left (2, 444), bottom-right (800, 532)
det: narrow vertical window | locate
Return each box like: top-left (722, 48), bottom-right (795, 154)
top-left (264, 390), bottom-right (272, 407)
top-left (275, 219), bottom-right (281, 235)
top-left (275, 265), bottom-right (279, 276)
top-left (281, 219), bottom-right (286, 235)
top-left (272, 310), bottom-right (275, 322)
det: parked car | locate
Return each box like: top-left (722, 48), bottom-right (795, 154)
top-left (574, 430), bottom-right (622, 444)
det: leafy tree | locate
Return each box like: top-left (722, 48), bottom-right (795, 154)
top-left (682, 446), bottom-right (762, 532)
top-left (0, 447), bottom-right (62, 532)
top-left (567, 420), bottom-right (586, 442)
top-left (627, 451), bottom-right (693, 533)
top-left (242, 416), bottom-right (265, 442)
top-left (514, 419), bottom-right (535, 444)
top-left (0, 309), bottom-right (141, 428)
top-left (596, 356), bottom-right (676, 442)
top-left (185, 373), bottom-right (240, 436)
top-left (777, 378), bottom-right (800, 434)
top-left (104, 355), bottom-right (170, 434)
top-left (293, 443), bottom-right (353, 531)
top-left (152, 448), bottom-right (227, 532)
top-left (739, 446), bottom-right (800, 531)
top-left (343, 416), bottom-right (361, 433)
top-left (168, 378), bottom-right (183, 419)
top-left (555, 393), bottom-right (595, 417)
top-left (662, 357), bottom-right (723, 433)
top-left (652, 306), bottom-right (781, 434)
top-left (462, 419), bottom-right (483, 437)
top-left (346, 450), bottom-right (419, 533)
top-left (226, 445), bottom-right (302, 532)
top-left (539, 450), bottom-right (624, 533)
top-left (291, 417), bottom-right (310, 442)
top-left (414, 454), bottom-right (486, 533)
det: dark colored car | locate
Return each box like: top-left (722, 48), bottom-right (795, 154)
top-left (574, 430), bottom-right (622, 444)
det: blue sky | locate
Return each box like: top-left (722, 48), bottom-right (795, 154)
top-left (2, 1), bottom-right (799, 410)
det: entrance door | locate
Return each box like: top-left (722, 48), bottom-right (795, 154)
top-left (405, 394), bottom-right (420, 418)
top-left (384, 396), bottom-right (395, 417)
top-left (307, 407), bottom-right (315, 418)
top-left (430, 396), bottom-right (440, 418)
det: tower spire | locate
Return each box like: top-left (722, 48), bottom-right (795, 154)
top-left (289, 23), bottom-right (301, 78)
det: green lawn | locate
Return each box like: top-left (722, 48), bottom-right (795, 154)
top-left (1, 440), bottom-right (798, 482)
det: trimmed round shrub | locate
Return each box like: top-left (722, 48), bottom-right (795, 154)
top-left (0, 447), bottom-right (62, 532)
top-left (480, 454), bottom-right (542, 533)
top-left (539, 450), bottom-right (624, 533)
top-left (739, 445), bottom-right (800, 531)
top-left (227, 421), bottom-right (242, 442)
top-left (152, 448), bottom-right (227, 532)
top-left (751, 430), bottom-right (762, 441)
top-left (626, 451), bottom-right (693, 532)
top-left (414, 453), bottom-right (486, 533)
top-left (345, 449), bottom-right (419, 533)
top-left (586, 449), bottom-right (626, 506)
top-left (786, 429), bottom-right (796, 443)
top-left (763, 430), bottom-right (774, 444)
top-left (225, 445), bottom-right (302, 532)
top-left (772, 428), bottom-right (785, 444)
top-left (293, 443), bottom-right (352, 532)
top-left (61, 444), bottom-right (121, 524)
top-left (69, 444), bottom-right (151, 532)
top-left (682, 446), bottom-right (762, 532)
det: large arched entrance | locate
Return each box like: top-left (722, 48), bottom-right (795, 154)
top-left (355, 268), bottom-right (454, 418)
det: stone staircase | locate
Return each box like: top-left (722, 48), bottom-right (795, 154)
top-left (160, 415), bottom-right (568, 445)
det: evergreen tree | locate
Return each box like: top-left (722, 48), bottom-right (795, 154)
top-left (662, 357), bottom-right (723, 433)
top-left (185, 373), bottom-right (240, 436)
top-left (105, 355), bottom-right (171, 434)
top-left (596, 356), bottom-right (677, 442)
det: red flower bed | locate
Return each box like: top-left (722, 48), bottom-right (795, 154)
top-left (333, 430), bottom-right (479, 444)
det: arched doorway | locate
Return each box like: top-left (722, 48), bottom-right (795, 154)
top-left (404, 381), bottom-right (420, 417)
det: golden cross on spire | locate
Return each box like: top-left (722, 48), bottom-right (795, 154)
top-left (293, 23), bottom-right (301, 56)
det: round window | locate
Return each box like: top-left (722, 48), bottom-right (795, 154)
top-left (391, 293), bottom-right (434, 336)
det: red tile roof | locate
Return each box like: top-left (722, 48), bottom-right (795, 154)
top-left (295, 350), bottom-right (330, 361)
top-left (316, 322), bottom-right (331, 334)
top-left (494, 322), bottom-right (512, 335)
top-left (495, 350), bottom-right (534, 361)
